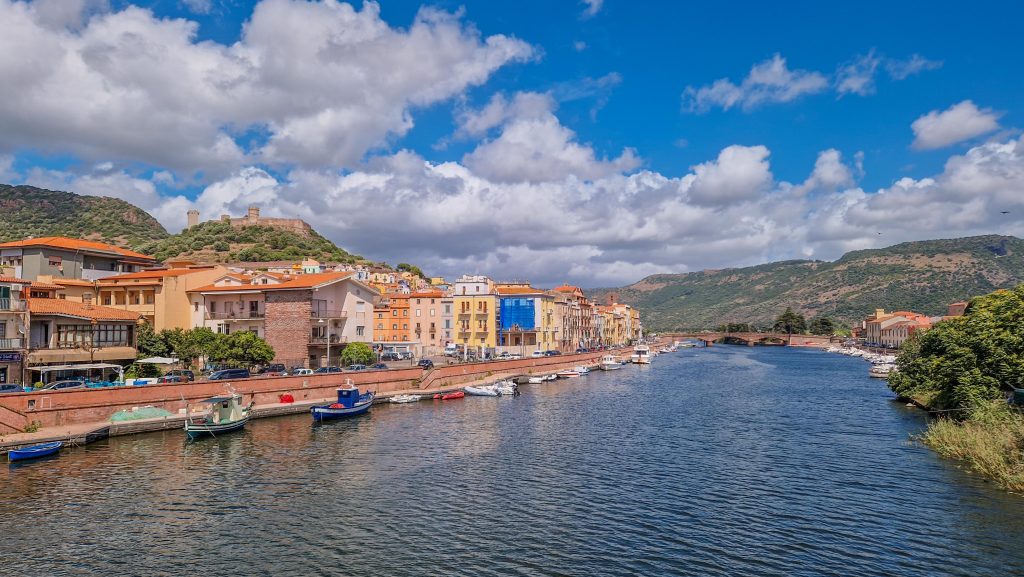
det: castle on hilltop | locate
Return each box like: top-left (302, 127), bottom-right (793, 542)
top-left (187, 206), bottom-right (313, 237)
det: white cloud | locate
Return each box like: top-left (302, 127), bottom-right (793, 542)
top-left (686, 145), bottom-right (773, 205)
top-left (0, 154), bottom-right (18, 181)
top-left (886, 54), bottom-right (943, 80)
top-left (683, 54), bottom-right (829, 112)
top-left (0, 0), bottom-right (533, 176)
top-left (573, 40), bottom-right (587, 52)
top-left (796, 149), bottom-right (855, 194)
top-left (836, 51), bottom-right (880, 96)
top-left (580, 0), bottom-right (603, 18)
top-left (911, 100), bottom-right (1001, 150)
top-left (182, 0), bottom-right (212, 14)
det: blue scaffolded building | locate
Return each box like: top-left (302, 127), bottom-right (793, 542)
top-left (498, 297), bottom-right (536, 347)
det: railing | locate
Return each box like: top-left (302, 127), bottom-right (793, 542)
top-left (310, 309), bottom-right (348, 319)
top-left (0, 337), bottom-right (23, 349)
top-left (309, 335), bottom-right (348, 345)
top-left (0, 298), bottom-right (26, 311)
top-left (206, 311), bottom-right (265, 320)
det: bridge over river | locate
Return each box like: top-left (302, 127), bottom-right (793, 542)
top-left (662, 332), bottom-right (835, 347)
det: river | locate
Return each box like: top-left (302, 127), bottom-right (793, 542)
top-left (2, 346), bottom-right (1024, 576)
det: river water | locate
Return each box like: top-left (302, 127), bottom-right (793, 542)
top-left (2, 346), bottom-right (1024, 576)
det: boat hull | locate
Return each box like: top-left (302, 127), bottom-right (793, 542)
top-left (599, 364), bottom-right (622, 371)
top-left (185, 417), bottom-right (249, 440)
top-left (311, 401), bottom-right (372, 422)
top-left (465, 386), bottom-right (499, 396)
top-left (8, 441), bottom-right (63, 462)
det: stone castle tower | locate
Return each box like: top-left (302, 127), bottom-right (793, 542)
top-left (189, 206), bottom-right (313, 237)
top-left (187, 209), bottom-right (200, 229)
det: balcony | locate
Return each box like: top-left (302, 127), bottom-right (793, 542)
top-left (206, 311), bottom-right (265, 320)
top-left (310, 335), bottom-right (348, 345)
top-left (0, 298), bottom-right (26, 312)
top-left (310, 309), bottom-right (348, 320)
top-left (0, 338), bottom-right (24, 349)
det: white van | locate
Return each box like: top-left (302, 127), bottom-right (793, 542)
top-left (444, 344), bottom-right (458, 357)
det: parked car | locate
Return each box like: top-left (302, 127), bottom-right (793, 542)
top-left (444, 344), bottom-right (458, 357)
top-left (156, 375), bottom-right (186, 384)
top-left (380, 352), bottom-right (401, 361)
top-left (497, 352), bottom-right (513, 359)
top-left (399, 351), bottom-right (414, 360)
top-left (257, 363), bottom-right (287, 376)
top-left (207, 368), bottom-right (251, 380)
top-left (0, 383), bottom-right (24, 394)
top-left (417, 359), bottom-right (434, 369)
top-left (531, 350), bottom-right (545, 358)
top-left (313, 366), bottom-right (342, 374)
top-left (346, 364), bottom-right (367, 371)
top-left (544, 350), bottom-right (562, 356)
top-left (291, 368), bottom-right (314, 376)
top-left (575, 348), bottom-right (590, 354)
top-left (370, 363), bottom-right (388, 370)
top-left (164, 369), bottom-right (195, 382)
top-left (44, 379), bottom-right (88, 390)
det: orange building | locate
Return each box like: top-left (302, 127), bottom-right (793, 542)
top-left (408, 290), bottom-right (447, 355)
top-left (372, 294), bottom-right (412, 346)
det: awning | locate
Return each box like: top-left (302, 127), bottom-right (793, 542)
top-left (136, 356), bottom-right (179, 364)
top-left (30, 363), bottom-right (126, 374)
top-left (196, 395), bottom-right (237, 404)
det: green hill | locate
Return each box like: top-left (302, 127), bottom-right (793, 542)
top-left (0, 184), bottom-right (169, 248)
top-left (594, 235), bottom-right (1024, 332)
top-left (138, 220), bottom-right (365, 264)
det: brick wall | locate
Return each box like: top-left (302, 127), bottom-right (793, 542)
top-left (265, 290), bottom-right (313, 366)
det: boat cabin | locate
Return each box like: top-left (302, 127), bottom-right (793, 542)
top-left (194, 394), bottom-right (246, 424)
top-left (334, 385), bottom-right (364, 408)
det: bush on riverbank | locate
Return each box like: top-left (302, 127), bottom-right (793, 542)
top-left (921, 402), bottom-right (1024, 491)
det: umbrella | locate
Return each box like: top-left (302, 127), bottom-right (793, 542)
top-left (136, 356), bottom-right (179, 364)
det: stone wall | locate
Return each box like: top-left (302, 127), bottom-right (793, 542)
top-left (265, 290), bottom-right (313, 367)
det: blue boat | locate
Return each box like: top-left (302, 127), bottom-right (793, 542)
top-left (8, 441), bottom-right (63, 462)
top-left (311, 383), bottom-right (374, 422)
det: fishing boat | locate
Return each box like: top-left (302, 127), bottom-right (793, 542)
top-left (465, 385), bottom-right (500, 397)
top-left (574, 365), bottom-right (591, 375)
top-left (184, 393), bottom-right (253, 439)
top-left (389, 394), bottom-right (422, 404)
top-left (631, 344), bottom-right (652, 364)
top-left (8, 441), bottom-right (63, 462)
top-left (599, 355), bottom-right (622, 371)
top-left (311, 383), bottom-right (374, 422)
top-left (556, 369), bottom-right (580, 378)
top-left (433, 391), bottom-right (465, 400)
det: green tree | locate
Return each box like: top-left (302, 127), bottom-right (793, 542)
top-left (808, 316), bottom-right (835, 335)
top-left (136, 322), bottom-right (168, 358)
top-left (207, 332), bottom-right (275, 369)
top-left (773, 307), bottom-right (807, 335)
top-left (340, 342), bottom-right (375, 366)
top-left (396, 262), bottom-right (425, 278)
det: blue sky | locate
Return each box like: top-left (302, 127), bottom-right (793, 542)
top-left (1, 0), bottom-right (1022, 286)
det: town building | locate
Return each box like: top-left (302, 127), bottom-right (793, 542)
top-left (372, 294), bottom-right (413, 353)
top-left (0, 276), bottom-right (30, 384)
top-left (454, 275), bottom-right (497, 356)
top-left (864, 309), bottom-right (932, 349)
top-left (188, 271), bottom-right (379, 369)
top-left (96, 263), bottom-right (228, 330)
top-left (408, 290), bottom-right (448, 356)
top-left (552, 284), bottom-right (594, 351)
top-left (0, 237), bottom-right (156, 281)
top-left (495, 284), bottom-right (557, 354)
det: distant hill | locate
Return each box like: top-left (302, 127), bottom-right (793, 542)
top-left (137, 220), bottom-right (365, 264)
top-left (0, 184), bottom-right (169, 248)
top-left (593, 235), bottom-right (1024, 331)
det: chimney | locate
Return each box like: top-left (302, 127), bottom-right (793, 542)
top-left (187, 209), bottom-right (199, 229)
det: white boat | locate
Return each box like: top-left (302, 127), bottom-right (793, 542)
top-left (465, 385), bottom-right (500, 397)
top-left (527, 376), bottom-right (544, 384)
top-left (543, 374), bottom-right (558, 381)
top-left (574, 365), bottom-right (591, 375)
top-left (631, 344), bottom-right (651, 364)
top-left (493, 380), bottom-right (518, 395)
top-left (389, 394), bottom-right (422, 404)
top-left (869, 364), bottom-right (895, 378)
top-left (556, 369), bottom-right (580, 378)
top-left (599, 355), bottom-right (622, 371)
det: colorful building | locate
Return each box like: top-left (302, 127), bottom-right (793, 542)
top-left (454, 275), bottom-right (498, 355)
top-left (0, 237), bottom-right (156, 281)
top-left (0, 275), bottom-right (30, 385)
top-left (408, 290), bottom-right (447, 355)
top-left (495, 284), bottom-right (557, 354)
top-left (96, 263), bottom-right (228, 330)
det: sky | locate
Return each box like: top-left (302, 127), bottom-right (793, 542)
top-left (1, 0), bottom-right (1023, 288)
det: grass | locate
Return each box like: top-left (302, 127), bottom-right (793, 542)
top-left (920, 401), bottom-right (1024, 492)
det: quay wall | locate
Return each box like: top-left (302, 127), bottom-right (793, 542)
top-left (0, 350), bottom-right (618, 434)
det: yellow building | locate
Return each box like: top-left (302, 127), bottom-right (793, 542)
top-left (453, 275), bottom-right (497, 352)
top-left (96, 263), bottom-right (228, 330)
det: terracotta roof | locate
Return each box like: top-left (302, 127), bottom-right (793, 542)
top-left (409, 290), bottom-right (445, 298)
top-left (51, 278), bottom-right (95, 287)
top-left (553, 284), bottom-right (581, 293)
top-left (0, 276), bottom-right (31, 284)
top-left (28, 298), bottom-right (142, 321)
top-left (190, 271), bottom-right (354, 293)
top-left (496, 286), bottom-right (544, 295)
top-left (30, 282), bottom-right (61, 290)
top-left (0, 237), bottom-right (154, 260)
top-left (98, 269), bottom-right (200, 282)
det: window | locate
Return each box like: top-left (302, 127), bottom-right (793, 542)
top-left (377, 312), bottom-right (383, 319)
top-left (445, 320), bottom-right (451, 329)
top-left (430, 309), bottom-right (435, 317)
top-left (102, 293), bottom-right (112, 306)
top-left (403, 310), bottom-right (408, 317)
top-left (431, 299), bottom-right (436, 304)
top-left (403, 323), bottom-right (408, 330)
top-left (415, 309), bottom-right (421, 317)
top-left (194, 302), bottom-right (199, 312)
top-left (377, 323), bottom-right (384, 330)
top-left (356, 326), bottom-right (365, 336)
top-left (145, 292), bottom-right (155, 305)
top-left (393, 310), bottom-right (398, 317)
top-left (48, 256), bottom-right (62, 267)
top-left (416, 299), bottom-right (421, 305)
top-left (59, 294), bottom-right (66, 300)
top-left (445, 304), bottom-right (451, 314)
top-left (209, 301), bottom-right (216, 312)
top-left (392, 324), bottom-right (398, 330)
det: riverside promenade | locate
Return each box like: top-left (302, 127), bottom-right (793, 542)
top-left (0, 349), bottom-right (628, 451)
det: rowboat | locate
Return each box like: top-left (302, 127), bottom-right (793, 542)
top-left (311, 382), bottom-right (374, 422)
top-left (389, 394), bottom-right (422, 404)
top-left (8, 441), bottom-right (63, 462)
top-left (185, 394), bottom-right (253, 440)
top-left (433, 391), bottom-right (465, 400)
top-left (556, 370), bottom-right (580, 378)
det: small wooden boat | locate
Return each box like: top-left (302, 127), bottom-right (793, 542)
top-left (389, 394), bottom-right (422, 404)
top-left (185, 393), bottom-right (253, 439)
top-left (8, 441), bottom-right (63, 462)
top-left (556, 369), bottom-right (580, 378)
top-left (311, 383), bottom-right (374, 422)
top-left (433, 391), bottom-right (465, 400)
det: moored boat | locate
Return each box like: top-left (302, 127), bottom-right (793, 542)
top-left (574, 365), bottom-right (591, 375)
top-left (631, 344), bottom-right (651, 364)
top-left (869, 364), bottom-right (895, 378)
top-left (465, 385), bottom-right (500, 397)
top-left (433, 390), bottom-right (466, 400)
top-left (389, 394), bottom-right (422, 404)
top-left (599, 355), bottom-right (622, 370)
top-left (185, 393), bottom-right (253, 439)
top-left (556, 369), bottom-right (580, 378)
top-left (311, 383), bottom-right (374, 422)
top-left (8, 441), bottom-right (63, 462)
top-left (527, 376), bottom-right (544, 384)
